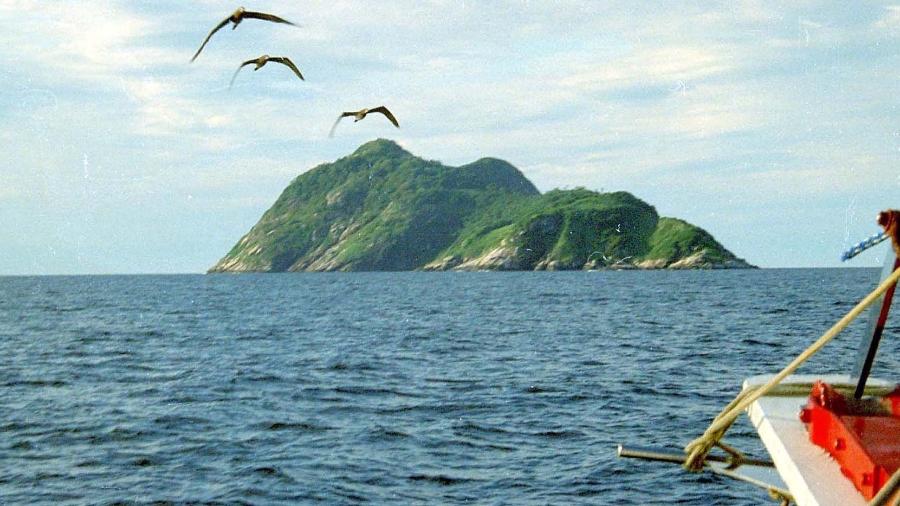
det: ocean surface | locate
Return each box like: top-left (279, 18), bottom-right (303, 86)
top-left (1, 269), bottom-right (898, 505)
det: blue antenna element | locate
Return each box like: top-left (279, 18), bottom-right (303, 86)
top-left (841, 231), bottom-right (889, 261)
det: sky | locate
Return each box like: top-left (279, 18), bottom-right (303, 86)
top-left (1, 0), bottom-right (898, 274)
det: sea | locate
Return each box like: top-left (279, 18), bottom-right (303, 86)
top-left (1, 269), bottom-right (897, 505)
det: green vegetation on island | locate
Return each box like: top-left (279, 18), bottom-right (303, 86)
top-left (209, 139), bottom-right (754, 272)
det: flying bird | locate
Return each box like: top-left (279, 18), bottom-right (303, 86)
top-left (191, 7), bottom-right (296, 62)
top-left (329, 106), bottom-right (400, 138)
top-left (230, 55), bottom-right (304, 88)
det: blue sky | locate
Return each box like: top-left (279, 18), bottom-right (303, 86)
top-left (1, 1), bottom-right (898, 274)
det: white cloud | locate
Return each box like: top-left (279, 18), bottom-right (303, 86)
top-left (119, 76), bottom-right (204, 136)
top-left (874, 6), bottom-right (900, 32)
top-left (1, 3), bottom-right (174, 75)
top-left (203, 114), bottom-right (234, 128)
top-left (559, 46), bottom-right (734, 92)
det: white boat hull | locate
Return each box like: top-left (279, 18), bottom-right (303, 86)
top-left (745, 374), bottom-right (896, 506)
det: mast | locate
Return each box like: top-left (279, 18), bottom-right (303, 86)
top-left (851, 210), bottom-right (900, 399)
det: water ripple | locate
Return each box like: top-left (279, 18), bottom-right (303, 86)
top-left (0, 269), bottom-right (893, 505)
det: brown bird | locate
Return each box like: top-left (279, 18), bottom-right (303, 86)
top-left (191, 7), bottom-right (296, 62)
top-left (230, 55), bottom-right (304, 88)
top-left (329, 106), bottom-right (400, 138)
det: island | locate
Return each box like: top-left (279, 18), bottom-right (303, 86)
top-left (209, 139), bottom-right (754, 272)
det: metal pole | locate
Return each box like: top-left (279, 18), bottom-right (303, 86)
top-left (617, 444), bottom-right (774, 468)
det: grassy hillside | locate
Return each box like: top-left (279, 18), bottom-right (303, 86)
top-left (434, 189), bottom-right (660, 270)
top-left (209, 139), bottom-right (539, 272)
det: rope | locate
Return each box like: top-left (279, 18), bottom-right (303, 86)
top-left (683, 264), bottom-right (900, 472)
top-left (869, 468), bottom-right (900, 506)
top-left (715, 441), bottom-right (747, 470)
top-left (767, 487), bottom-right (794, 506)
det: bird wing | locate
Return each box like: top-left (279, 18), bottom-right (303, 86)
top-left (269, 57), bottom-right (304, 81)
top-left (191, 16), bottom-right (230, 62)
top-left (328, 112), bottom-right (356, 138)
top-left (369, 106), bottom-right (399, 127)
top-left (242, 11), bottom-right (297, 26)
top-left (229, 59), bottom-right (257, 88)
